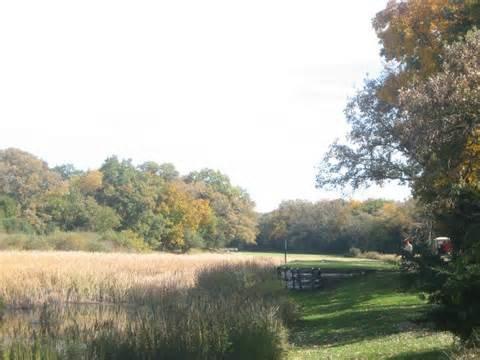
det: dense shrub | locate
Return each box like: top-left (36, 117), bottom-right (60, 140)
top-left (346, 247), bottom-right (399, 264)
top-left (347, 247), bottom-right (361, 257)
top-left (429, 260), bottom-right (480, 342)
top-left (100, 230), bottom-right (151, 252)
top-left (1, 218), bottom-right (35, 234)
top-left (0, 231), bottom-right (150, 252)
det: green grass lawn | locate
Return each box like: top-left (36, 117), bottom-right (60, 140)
top-left (284, 259), bottom-right (397, 272)
top-left (239, 251), bottom-right (398, 271)
top-left (287, 272), bottom-right (454, 359)
top-left (239, 251), bottom-right (356, 262)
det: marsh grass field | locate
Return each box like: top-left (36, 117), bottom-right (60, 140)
top-left (0, 251), bottom-right (282, 308)
top-left (0, 251), bottom-right (458, 359)
top-left (0, 251), bottom-right (292, 359)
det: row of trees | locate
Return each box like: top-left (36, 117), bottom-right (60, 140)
top-left (256, 199), bottom-right (417, 254)
top-left (0, 148), bottom-right (257, 251)
top-left (317, 0), bottom-right (480, 343)
top-left (1, 148), bottom-right (419, 254)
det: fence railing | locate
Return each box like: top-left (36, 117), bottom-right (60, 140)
top-left (277, 267), bottom-right (322, 290)
top-left (277, 267), bottom-right (375, 290)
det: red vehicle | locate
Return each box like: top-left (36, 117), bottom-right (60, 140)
top-left (434, 237), bottom-right (452, 255)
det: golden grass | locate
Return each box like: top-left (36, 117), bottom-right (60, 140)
top-left (0, 251), bottom-right (281, 309)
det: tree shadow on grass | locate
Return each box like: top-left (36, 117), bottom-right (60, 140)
top-left (292, 305), bottom-right (425, 348)
top-left (385, 348), bottom-right (450, 360)
top-left (289, 259), bottom-right (396, 272)
top-left (289, 273), bottom-right (435, 349)
top-left (292, 272), bottom-right (421, 315)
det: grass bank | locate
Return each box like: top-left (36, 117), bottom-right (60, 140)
top-left (283, 259), bottom-right (397, 272)
top-left (288, 272), bottom-right (454, 359)
top-left (240, 251), bottom-right (398, 271)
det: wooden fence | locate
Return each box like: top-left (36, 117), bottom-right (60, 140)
top-left (277, 267), bottom-right (322, 290)
top-left (277, 267), bottom-right (374, 290)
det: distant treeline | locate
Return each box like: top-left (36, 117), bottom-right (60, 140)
top-left (0, 148), bottom-right (417, 253)
top-left (0, 148), bottom-right (257, 251)
top-left (255, 199), bottom-right (418, 254)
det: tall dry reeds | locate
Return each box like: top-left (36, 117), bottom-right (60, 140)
top-left (0, 251), bottom-right (281, 308)
top-left (0, 253), bottom-right (292, 360)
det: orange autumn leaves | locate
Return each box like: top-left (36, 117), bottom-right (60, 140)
top-left (373, 0), bottom-right (480, 103)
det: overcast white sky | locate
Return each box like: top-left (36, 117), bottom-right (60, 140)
top-left (0, 0), bottom-right (411, 212)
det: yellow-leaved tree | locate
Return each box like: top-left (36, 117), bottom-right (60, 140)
top-left (373, 0), bottom-right (480, 103)
top-left (159, 183), bottom-right (215, 250)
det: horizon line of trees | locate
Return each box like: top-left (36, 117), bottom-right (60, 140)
top-left (0, 148), bottom-right (257, 251)
top-left (255, 198), bottom-right (419, 254)
top-left (0, 148), bottom-right (419, 253)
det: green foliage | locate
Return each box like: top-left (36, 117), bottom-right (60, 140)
top-left (1, 217), bottom-right (35, 234)
top-left (100, 230), bottom-right (151, 252)
top-left (97, 156), bottom-right (164, 233)
top-left (185, 169), bottom-right (258, 247)
top-left (316, 5), bottom-right (480, 200)
top-left (316, 0), bottom-right (480, 344)
top-left (0, 195), bottom-right (18, 219)
top-left (0, 148), bottom-right (63, 207)
top-left (138, 161), bottom-right (179, 181)
top-left (0, 148), bottom-right (64, 232)
top-left (256, 199), bottom-right (416, 254)
top-left (0, 149), bottom-right (258, 252)
top-left (0, 231), bottom-right (148, 252)
top-left (42, 190), bottom-right (120, 233)
top-left (186, 168), bottom-right (237, 196)
top-left (52, 163), bottom-right (83, 180)
top-left (157, 162), bottom-right (180, 181)
top-left (393, 30), bottom-right (480, 344)
top-left (429, 260), bottom-right (480, 342)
